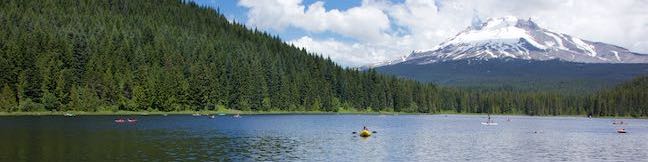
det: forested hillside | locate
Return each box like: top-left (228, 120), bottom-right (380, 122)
top-left (0, 0), bottom-right (439, 112)
top-left (592, 76), bottom-right (648, 117)
top-left (433, 76), bottom-right (647, 117)
top-left (374, 58), bottom-right (648, 92)
top-left (0, 0), bottom-right (645, 117)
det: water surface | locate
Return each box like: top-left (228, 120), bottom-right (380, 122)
top-left (1, 115), bottom-right (646, 161)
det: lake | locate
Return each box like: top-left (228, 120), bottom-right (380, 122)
top-left (0, 114), bottom-right (647, 161)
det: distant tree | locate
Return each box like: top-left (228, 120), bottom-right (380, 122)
top-left (0, 84), bottom-right (17, 112)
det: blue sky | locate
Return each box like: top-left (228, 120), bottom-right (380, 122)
top-left (189, 0), bottom-right (648, 67)
top-left (191, 0), bottom-right (372, 42)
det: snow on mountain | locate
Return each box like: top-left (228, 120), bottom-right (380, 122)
top-left (371, 16), bottom-right (648, 68)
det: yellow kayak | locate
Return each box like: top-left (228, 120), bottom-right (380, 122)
top-left (359, 130), bottom-right (372, 137)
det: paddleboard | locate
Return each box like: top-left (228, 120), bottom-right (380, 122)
top-left (481, 122), bottom-right (498, 126)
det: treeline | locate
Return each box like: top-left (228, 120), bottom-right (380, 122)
top-left (590, 76), bottom-right (648, 117)
top-left (435, 76), bottom-right (647, 117)
top-left (0, 0), bottom-right (645, 117)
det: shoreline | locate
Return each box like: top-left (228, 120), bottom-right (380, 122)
top-left (0, 111), bottom-right (643, 119)
top-left (0, 110), bottom-right (414, 116)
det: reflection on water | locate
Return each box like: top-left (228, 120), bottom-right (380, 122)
top-left (143, 131), bottom-right (302, 161)
top-left (1, 115), bottom-right (647, 161)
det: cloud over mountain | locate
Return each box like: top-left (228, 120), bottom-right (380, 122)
top-left (238, 0), bottom-right (648, 67)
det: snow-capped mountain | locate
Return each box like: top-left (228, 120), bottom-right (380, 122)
top-left (367, 16), bottom-right (648, 89)
top-left (375, 16), bottom-right (648, 67)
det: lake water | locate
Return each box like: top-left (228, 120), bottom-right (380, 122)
top-left (1, 114), bottom-right (647, 161)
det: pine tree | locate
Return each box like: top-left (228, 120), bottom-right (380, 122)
top-left (68, 85), bottom-right (81, 111)
top-left (0, 84), bottom-right (17, 112)
top-left (41, 90), bottom-right (59, 111)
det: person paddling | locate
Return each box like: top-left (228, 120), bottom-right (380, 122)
top-left (487, 114), bottom-right (492, 123)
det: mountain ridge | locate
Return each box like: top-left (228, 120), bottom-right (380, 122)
top-left (374, 58), bottom-right (648, 91)
top-left (368, 16), bottom-right (648, 68)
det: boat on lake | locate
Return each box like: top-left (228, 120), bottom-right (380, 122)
top-left (114, 119), bottom-right (126, 123)
top-left (612, 120), bottom-right (626, 125)
top-left (482, 114), bottom-right (498, 126)
top-left (481, 122), bottom-right (498, 126)
top-left (617, 128), bottom-right (627, 133)
top-left (359, 130), bottom-right (372, 137)
top-left (63, 113), bottom-right (75, 117)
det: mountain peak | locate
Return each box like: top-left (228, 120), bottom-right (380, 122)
top-left (397, 16), bottom-right (648, 65)
top-left (479, 16), bottom-right (520, 30)
top-left (438, 16), bottom-right (546, 51)
top-left (471, 16), bottom-right (538, 30)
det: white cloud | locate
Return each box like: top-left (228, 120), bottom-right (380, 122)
top-left (289, 36), bottom-right (400, 66)
top-left (239, 0), bottom-right (648, 67)
top-left (239, 0), bottom-right (391, 42)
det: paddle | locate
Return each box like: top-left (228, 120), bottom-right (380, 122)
top-left (353, 131), bottom-right (377, 134)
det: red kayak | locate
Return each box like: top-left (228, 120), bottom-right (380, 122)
top-left (617, 128), bottom-right (627, 133)
top-left (115, 119), bottom-right (126, 123)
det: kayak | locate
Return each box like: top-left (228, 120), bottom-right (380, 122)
top-left (115, 119), bottom-right (126, 123)
top-left (481, 122), bottom-right (498, 126)
top-left (617, 129), bottom-right (627, 133)
top-left (359, 130), bottom-right (372, 137)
